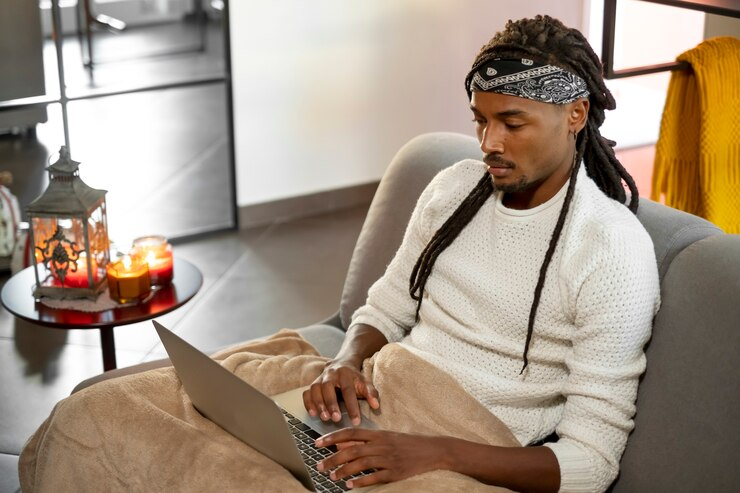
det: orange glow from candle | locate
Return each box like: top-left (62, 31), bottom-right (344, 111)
top-left (106, 255), bottom-right (151, 303)
top-left (131, 236), bottom-right (174, 285)
top-left (51, 252), bottom-right (98, 288)
top-left (65, 255), bottom-right (96, 287)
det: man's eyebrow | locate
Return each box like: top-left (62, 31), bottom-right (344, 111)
top-left (496, 109), bottom-right (528, 117)
top-left (468, 105), bottom-right (528, 117)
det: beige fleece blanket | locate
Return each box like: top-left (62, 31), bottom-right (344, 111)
top-left (19, 330), bottom-right (519, 492)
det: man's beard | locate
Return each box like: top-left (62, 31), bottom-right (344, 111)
top-left (492, 175), bottom-right (531, 193)
top-left (483, 155), bottom-right (532, 193)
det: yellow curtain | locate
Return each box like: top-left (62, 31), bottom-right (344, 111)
top-left (652, 36), bottom-right (740, 233)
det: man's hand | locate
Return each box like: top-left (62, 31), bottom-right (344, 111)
top-left (315, 429), bottom-right (561, 493)
top-left (302, 323), bottom-right (387, 426)
top-left (302, 360), bottom-right (380, 426)
top-left (315, 429), bottom-right (451, 489)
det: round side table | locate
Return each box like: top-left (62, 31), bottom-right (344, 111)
top-left (1, 257), bottom-right (203, 371)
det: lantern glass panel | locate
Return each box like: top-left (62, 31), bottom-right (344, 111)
top-left (31, 215), bottom-right (102, 289)
top-left (88, 202), bottom-right (110, 274)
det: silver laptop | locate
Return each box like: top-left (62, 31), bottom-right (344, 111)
top-left (153, 320), bottom-right (378, 492)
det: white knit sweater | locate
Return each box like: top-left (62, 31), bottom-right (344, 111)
top-left (351, 159), bottom-right (661, 492)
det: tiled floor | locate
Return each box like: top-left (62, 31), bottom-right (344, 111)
top-left (0, 205), bottom-right (368, 492)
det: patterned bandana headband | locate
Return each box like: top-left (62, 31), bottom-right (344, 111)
top-left (467, 58), bottom-right (589, 104)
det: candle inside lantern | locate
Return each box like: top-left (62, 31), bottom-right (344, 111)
top-left (52, 252), bottom-right (98, 288)
top-left (106, 255), bottom-right (151, 303)
top-left (65, 254), bottom-right (97, 287)
top-left (131, 235), bottom-right (174, 285)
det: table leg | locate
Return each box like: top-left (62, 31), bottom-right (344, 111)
top-left (99, 326), bottom-right (117, 371)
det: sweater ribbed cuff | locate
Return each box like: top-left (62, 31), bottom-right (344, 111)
top-left (544, 441), bottom-right (594, 493)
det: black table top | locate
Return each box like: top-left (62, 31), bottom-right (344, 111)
top-left (1, 257), bottom-right (202, 330)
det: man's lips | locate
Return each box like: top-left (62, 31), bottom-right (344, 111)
top-left (484, 157), bottom-right (514, 177)
top-left (483, 155), bottom-right (515, 168)
top-left (487, 165), bottom-right (513, 177)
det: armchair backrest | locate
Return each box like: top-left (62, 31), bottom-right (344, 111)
top-left (339, 132), bottom-right (722, 327)
top-left (339, 132), bottom-right (481, 329)
top-left (340, 132), bottom-right (739, 491)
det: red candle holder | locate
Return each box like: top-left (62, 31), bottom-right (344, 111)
top-left (131, 235), bottom-right (174, 286)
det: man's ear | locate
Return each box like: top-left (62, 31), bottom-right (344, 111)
top-left (568, 98), bottom-right (589, 133)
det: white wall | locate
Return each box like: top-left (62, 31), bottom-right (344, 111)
top-left (230, 0), bottom-right (585, 207)
top-left (705, 13), bottom-right (740, 38)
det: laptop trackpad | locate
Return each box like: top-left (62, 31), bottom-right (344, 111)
top-left (272, 387), bottom-right (377, 435)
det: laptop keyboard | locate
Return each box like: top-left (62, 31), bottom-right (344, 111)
top-left (281, 408), bottom-right (371, 492)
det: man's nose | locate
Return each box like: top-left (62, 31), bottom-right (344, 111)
top-left (479, 126), bottom-right (504, 155)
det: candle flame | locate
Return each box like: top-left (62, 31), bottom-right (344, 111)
top-left (146, 251), bottom-right (156, 265)
top-left (122, 255), bottom-right (132, 269)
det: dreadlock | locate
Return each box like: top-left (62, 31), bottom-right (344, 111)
top-left (409, 15), bottom-right (639, 372)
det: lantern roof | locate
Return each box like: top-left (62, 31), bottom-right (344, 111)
top-left (26, 146), bottom-right (107, 216)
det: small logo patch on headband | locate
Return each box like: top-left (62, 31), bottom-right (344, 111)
top-left (468, 58), bottom-right (589, 104)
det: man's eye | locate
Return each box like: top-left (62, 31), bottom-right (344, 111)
top-left (505, 123), bottom-right (523, 129)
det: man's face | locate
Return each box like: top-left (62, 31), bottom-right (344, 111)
top-left (470, 91), bottom-right (585, 209)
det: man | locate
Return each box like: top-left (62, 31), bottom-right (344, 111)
top-left (19, 15), bottom-right (660, 493)
top-left (303, 15), bottom-right (660, 493)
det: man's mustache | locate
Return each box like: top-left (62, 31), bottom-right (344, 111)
top-left (483, 154), bottom-right (517, 169)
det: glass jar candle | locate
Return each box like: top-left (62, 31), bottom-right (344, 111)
top-left (106, 255), bottom-right (151, 303)
top-left (131, 235), bottom-right (174, 285)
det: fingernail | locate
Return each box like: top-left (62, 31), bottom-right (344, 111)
top-left (346, 480), bottom-right (354, 489)
top-left (315, 438), bottom-right (323, 446)
top-left (308, 409), bottom-right (317, 417)
top-left (352, 417), bottom-right (360, 426)
top-left (321, 411), bottom-right (329, 420)
top-left (316, 461), bottom-right (324, 472)
top-left (332, 411), bottom-right (341, 421)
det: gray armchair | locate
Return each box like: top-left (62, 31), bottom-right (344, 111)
top-left (74, 132), bottom-right (740, 492)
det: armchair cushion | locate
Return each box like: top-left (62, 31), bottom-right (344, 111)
top-left (612, 234), bottom-right (740, 492)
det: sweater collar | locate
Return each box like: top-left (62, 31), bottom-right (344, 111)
top-left (494, 165), bottom-right (586, 218)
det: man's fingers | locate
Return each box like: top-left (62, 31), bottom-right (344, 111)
top-left (317, 427), bottom-right (377, 448)
top-left (317, 440), bottom-right (388, 481)
top-left (335, 440), bottom-right (364, 450)
top-left (346, 469), bottom-right (390, 489)
top-left (309, 382), bottom-right (330, 421)
top-left (339, 377), bottom-right (362, 426)
top-left (303, 364), bottom-right (378, 424)
top-left (317, 439), bottom-right (376, 471)
top-left (320, 380), bottom-right (342, 422)
top-left (329, 453), bottom-right (383, 482)
top-left (360, 381), bottom-right (381, 410)
top-left (302, 388), bottom-right (318, 417)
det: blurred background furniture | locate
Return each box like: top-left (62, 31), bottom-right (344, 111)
top-left (0, 0), bottom-right (47, 136)
top-left (72, 132), bottom-right (740, 491)
top-left (75, 0), bottom-right (212, 67)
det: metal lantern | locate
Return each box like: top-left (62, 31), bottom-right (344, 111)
top-left (26, 146), bottom-right (110, 300)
